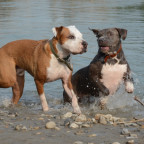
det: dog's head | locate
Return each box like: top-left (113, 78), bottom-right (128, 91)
top-left (52, 26), bottom-right (88, 54)
top-left (90, 28), bottom-right (127, 54)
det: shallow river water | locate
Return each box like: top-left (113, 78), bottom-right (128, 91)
top-left (0, 0), bottom-right (144, 114)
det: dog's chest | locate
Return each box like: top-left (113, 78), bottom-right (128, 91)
top-left (46, 55), bottom-right (71, 82)
top-left (100, 63), bottom-right (127, 94)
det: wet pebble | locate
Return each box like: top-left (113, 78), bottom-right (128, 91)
top-left (99, 116), bottom-right (107, 125)
top-left (15, 125), bottom-right (21, 131)
top-left (55, 115), bottom-right (61, 120)
top-left (15, 125), bottom-right (27, 131)
top-left (25, 117), bottom-right (30, 120)
top-left (121, 128), bottom-right (130, 135)
top-left (126, 140), bottom-right (134, 144)
top-left (92, 118), bottom-right (97, 124)
top-left (21, 126), bottom-right (27, 130)
top-left (0, 117), bottom-right (4, 120)
top-left (47, 115), bottom-right (54, 119)
top-left (75, 114), bottom-right (87, 122)
top-left (112, 117), bottom-right (120, 123)
top-left (36, 132), bottom-right (41, 135)
top-left (124, 123), bottom-right (138, 127)
top-left (33, 126), bottom-right (40, 130)
top-left (8, 112), bottom-right (18, 118)
top-left (63, 112), bottom-right (73, 119)
top-left (45, 121), bottom-right (56, 129)
top-left (127, 133), bottom-right (138, 139)
top-left (88, 134), bottom-right (97, 137)
top-left (95, 113), bottom-right (127, 125)
top-left (0, 110), bottom-right (9, 116)
top-left (73, 141), bottom-right (83, 144)
top-left (70, 123), bottom-right (79, 129)
top-left (95, 114), bottom-right (103, 120)
top-left (40, 114), bottom-right (46, 117)
top-left (55, 127), bottom-right (60, 131)
top-left (74, 130), bottom-right (85, 135)
top-left (64, 119), bottom-right (71, 127)
top-left (75, 122), bottom-right (83, 125)
top-left (38, 117), bottom-right (44, 121)
top-left (104, 114), bottom-right (113, 121)
top-left (82, 123), bottom-right (91, 128)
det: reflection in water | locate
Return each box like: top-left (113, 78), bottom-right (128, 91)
top-left (0, 0), bottom-right (144, 107)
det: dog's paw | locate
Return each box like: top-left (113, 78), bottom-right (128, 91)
top-left (125, 81), bottom-right (134, 93)
top-left (73, 106), bottom-right (82, 114)
top-left (42, 106), bottom-right (49, 112)
top-left (99, 98), bottom-right (107, 110)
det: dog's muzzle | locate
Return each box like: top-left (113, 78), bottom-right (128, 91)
top-left (82, 41), bottom-right (88, 52)
top-left (98, 38), bottom-right (110, 53)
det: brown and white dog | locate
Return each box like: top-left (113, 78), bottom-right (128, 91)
top-left (0, 25), bottom-right (88, 114)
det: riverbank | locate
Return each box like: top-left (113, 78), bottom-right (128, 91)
top-left (0, 102), bottom-right (144, 144)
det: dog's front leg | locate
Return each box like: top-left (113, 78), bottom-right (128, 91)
top-left (62, 78), bottom-right (81, 114)
top-left (124, 71), bottom-right (134, 93)
top-left (35, 80), bottom-right (49, 111)
top-left (97, 82), bottom-right (110, 96)
top-left (89, 64), bottom-right (109, 96)
top-left (90, 76), bottom-right (109, 96)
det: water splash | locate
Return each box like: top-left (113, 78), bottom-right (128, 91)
top-left (0, 97), bottom-right (11, 107)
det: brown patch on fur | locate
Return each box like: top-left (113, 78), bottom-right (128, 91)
top-left (34, 40), bottom-right (52, 83)
top-left (60, 27), bottom-right (71, 45)
top-left (55, 26), bottom-right (70, 45)
top-left (51, 38), bottom-right (59, 54)
top-left (0, 51), bottom-right (16, 88)
top-left (35, 80), bottom-right (44, 95)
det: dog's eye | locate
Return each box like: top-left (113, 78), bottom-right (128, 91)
top-left (68, 35), bottom-right (75, 39)
top-left (97, 33), bottom-right (102, 38)
top-left (107, 32), bottom-right (113, 36)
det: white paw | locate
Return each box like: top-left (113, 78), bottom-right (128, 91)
top-left (125, 81), bottom-right (134, 93)
top-left (99, 97), bottom-right (108, 110)
top-left (73, 106), bottom-right (81, 114)
top-left (43, 106), bottom-right (49, 112)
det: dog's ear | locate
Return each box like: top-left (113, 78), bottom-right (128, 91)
top-left (52, 26), bottom-right (63, 37)
top-left (116, 28), bottom-right (127, 40)
top-left (89, 28), bottom-right (99, 36)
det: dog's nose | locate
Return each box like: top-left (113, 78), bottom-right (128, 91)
top-left (82, 41), bottom-right (88, 49)
top-left (98, 38), bottom-right (104, 43)
top-left (98, 37), bottom-right (105, 44)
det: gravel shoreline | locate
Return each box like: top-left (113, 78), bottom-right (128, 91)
top-left (0, 103), bottom-right (144, 144)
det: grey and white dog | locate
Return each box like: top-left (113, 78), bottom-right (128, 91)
top-left (63, 28), bottom-right (134, 107)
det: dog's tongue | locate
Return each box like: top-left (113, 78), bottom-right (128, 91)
top-left (101, 46), bottom-right (109, 51)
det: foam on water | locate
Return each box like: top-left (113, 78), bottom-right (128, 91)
top-left (106, 85), bottom-right (137, 110)
top-left (0, 96), bottom-right (11, 107)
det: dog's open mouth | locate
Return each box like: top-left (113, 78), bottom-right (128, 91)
top-left (100, 46), bottom-right (110, 53)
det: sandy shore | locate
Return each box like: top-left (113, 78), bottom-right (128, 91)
top-left (0, 102), bottom-right (144, 144)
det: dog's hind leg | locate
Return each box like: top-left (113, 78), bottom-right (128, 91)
top-left (35, 79), bottom-right (49, 111)
top-left (12, 68), bottom-right (25, 104)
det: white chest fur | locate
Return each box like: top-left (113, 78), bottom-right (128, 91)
top-left (100, 63), bottom-right (127, 95)
top-left (46, 54), bottom-right (71, 82)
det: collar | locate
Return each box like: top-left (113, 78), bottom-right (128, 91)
top-left (49, 40), bottom-right (73, 71)
top-left (63, 54), bottom-right (71, 61)
top-left (104, 44), bottom-right (122, 63)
